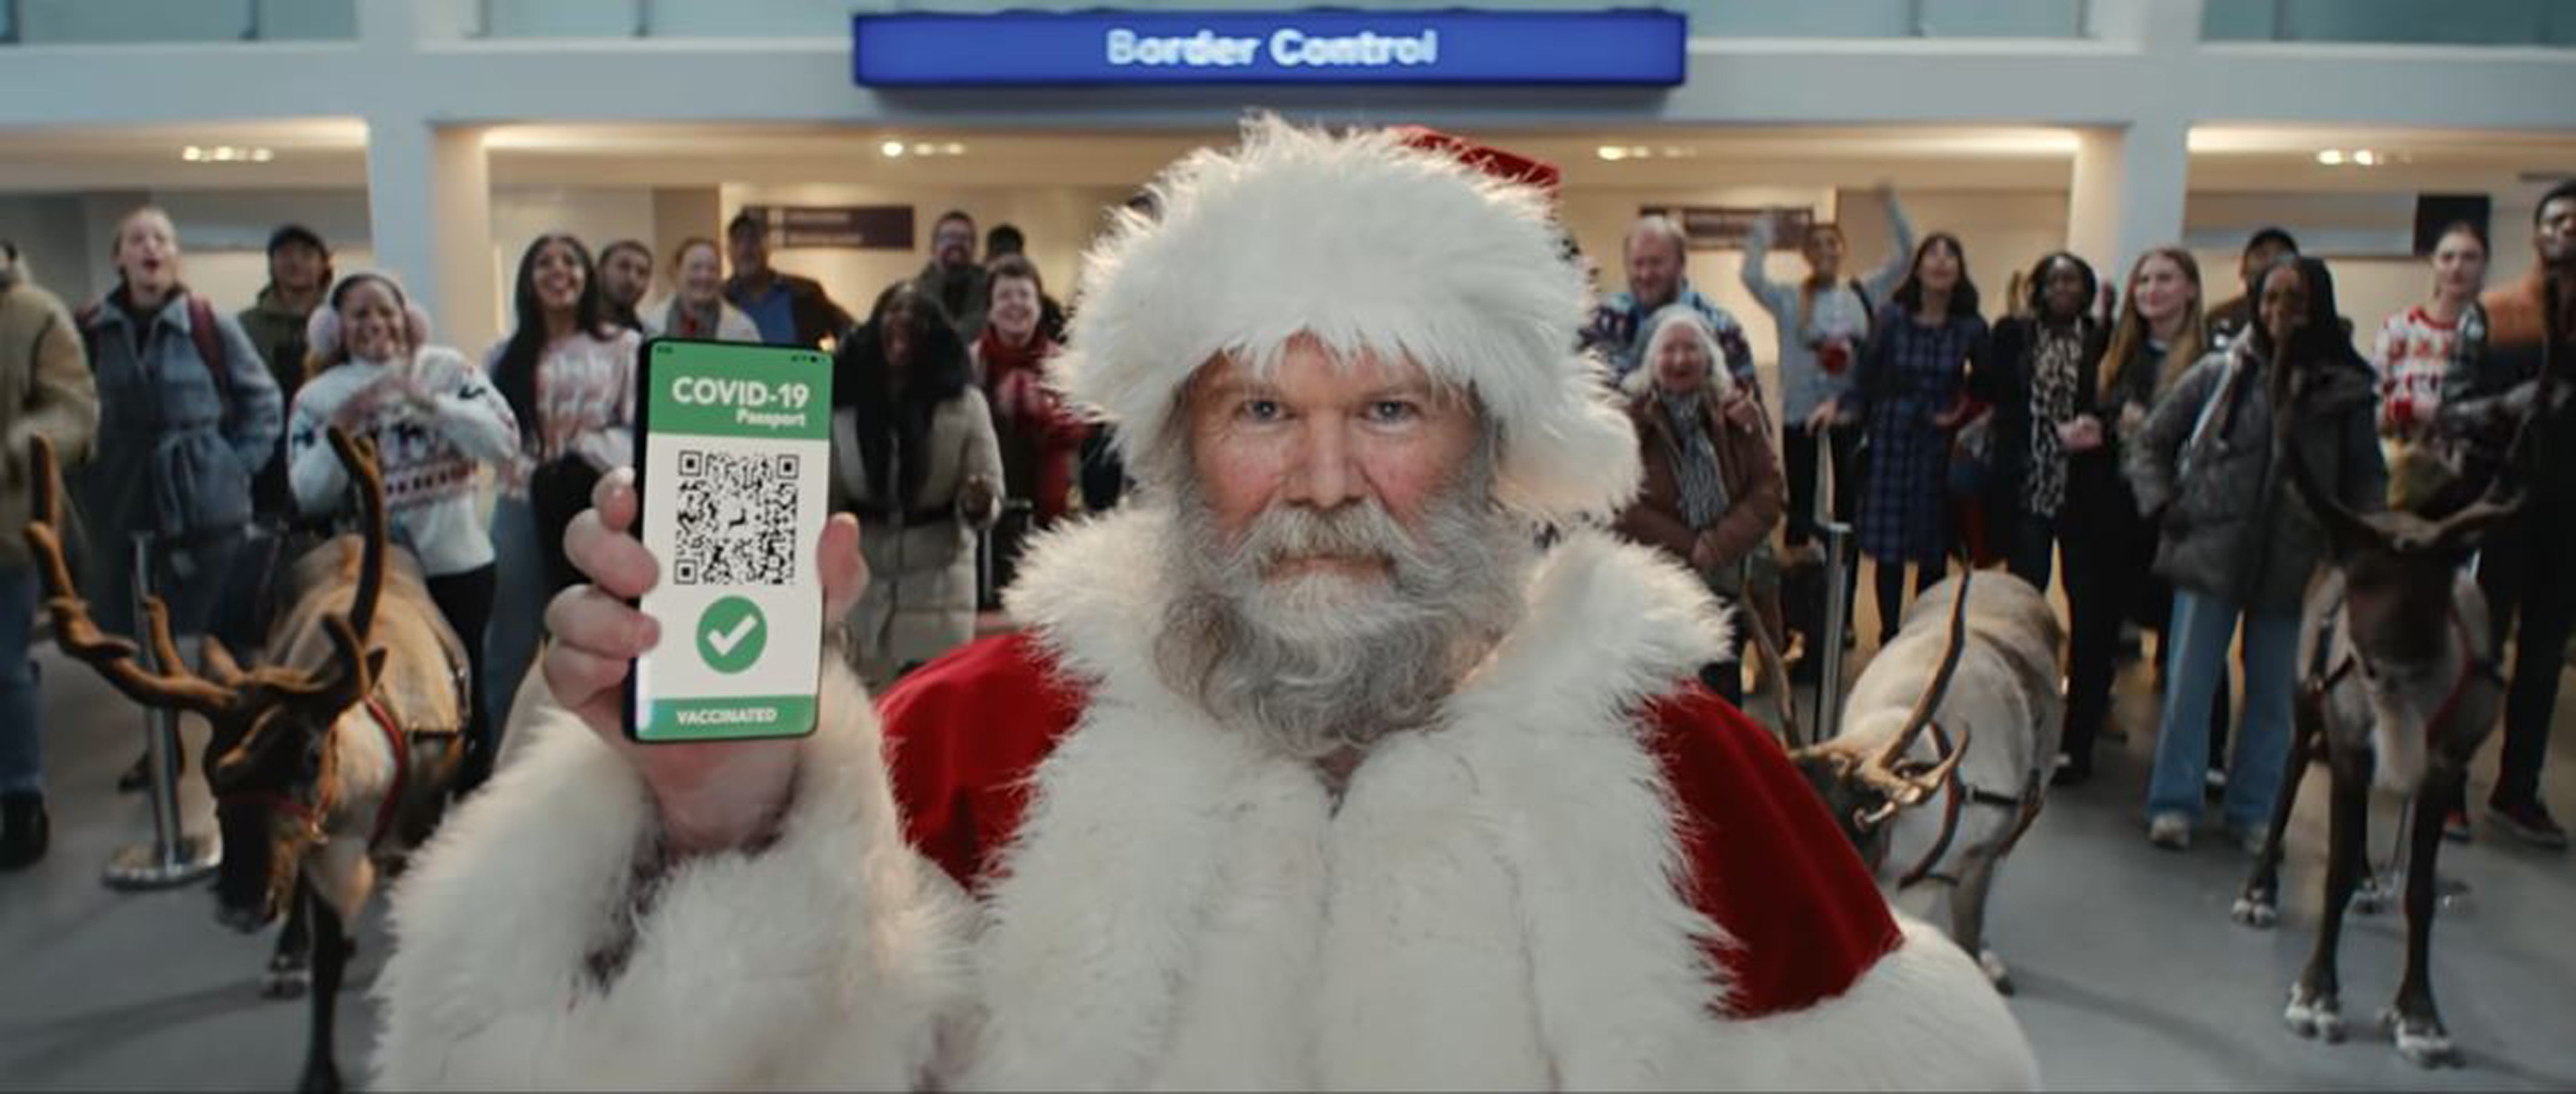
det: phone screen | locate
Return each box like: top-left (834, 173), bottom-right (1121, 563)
top-left (625, 338), bottom-right (834, 743)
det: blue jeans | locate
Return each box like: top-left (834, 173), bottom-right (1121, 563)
top-left (2148, 589), bottom-right (2300, 829)
top-left (483, 497), bottom-right (545, 734)
top-left (1, 566), bottom-right (41, 794)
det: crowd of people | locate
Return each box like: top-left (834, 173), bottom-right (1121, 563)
top-left (1584, 182), bottom-right (2576, 858)
top-left (0, 203), bottom-right (1110, 868)
top-left (1, 170), bottom-right (2571, 884)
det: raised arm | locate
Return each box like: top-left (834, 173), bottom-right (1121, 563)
top-left (413, 345), bottom-right (521, 466)
top-left (1858, 189), bottom-right (1917, 306)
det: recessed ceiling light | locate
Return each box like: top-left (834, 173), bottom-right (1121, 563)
top-left (181, 146), bottom-right (204, 162)
top-left (880, 139), bottom-right (906, 157)
top-left (248, 147), bottom-right (274, 162)
top-left (2315, 149), bottom-right (2345, 165)
top-left (941, 142), bottom-right (965, 156)
top-left (2352, 149), bottom-right (2378, 167)
top-left (1596, 146), bottom-right (1628, 161)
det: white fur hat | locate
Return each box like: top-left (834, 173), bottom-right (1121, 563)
top-left (1050, 116), bottom-right (1639, 523)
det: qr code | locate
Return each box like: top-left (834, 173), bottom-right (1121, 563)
top-left (669, 449), bottom-right (800, 586)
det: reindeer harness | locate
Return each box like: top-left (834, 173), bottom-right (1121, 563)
top-left (2306, 597), bottom-right (2503, 751)
top-left (1890, 722), bottom-right (2046, 891)
top-left (216, 696), bottom-right (420, 851)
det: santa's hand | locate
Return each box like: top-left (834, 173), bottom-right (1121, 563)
top-left (543, 468), bottom-right (867, 854)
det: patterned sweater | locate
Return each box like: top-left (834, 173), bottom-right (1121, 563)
top-left (289, 345), bottom-right (520, 577)
top-left (488, 328), bottom-right (640, 499)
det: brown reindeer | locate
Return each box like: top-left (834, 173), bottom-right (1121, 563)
top-left (2227, 357), bottom-right (2534, 1069)
top-left (24, 428), bottom-right (468, 1094)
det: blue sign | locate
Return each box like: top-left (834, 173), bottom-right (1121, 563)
top-left (852, 10), bottom-right (1687, 87)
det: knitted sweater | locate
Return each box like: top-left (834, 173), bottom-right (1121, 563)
top-left (490, 328), bottom-right (640, 498)
top-left (289, 345), bottom-right (519, 577)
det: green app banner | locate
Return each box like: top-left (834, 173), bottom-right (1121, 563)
top-left (648, 341), bottom-right (831, 440)
top-left (638, 696), bottom-right (820, 740)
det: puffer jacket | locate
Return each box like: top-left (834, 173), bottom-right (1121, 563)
top-left (78, 288), bottom-right (282, 551)
top-left (2126, 339), bottom-right (2385, 613)
top-left (0, 260), bottom-right (100, 566)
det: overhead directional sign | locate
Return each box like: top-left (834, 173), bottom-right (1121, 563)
top-left (852, 10), bottom-right (1687, 87)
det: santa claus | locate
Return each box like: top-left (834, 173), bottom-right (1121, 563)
top-left (374, 119), bottom-right (2037, 1089)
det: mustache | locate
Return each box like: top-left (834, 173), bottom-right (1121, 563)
top-left (1229, 499), bottom-right (1427, 577)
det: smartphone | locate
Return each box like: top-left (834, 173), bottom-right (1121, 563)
top-left (624, 337), bottom-right (835, 743)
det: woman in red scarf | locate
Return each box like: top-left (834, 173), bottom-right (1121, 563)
top-left (972, 254), bottom-right (1083, 526)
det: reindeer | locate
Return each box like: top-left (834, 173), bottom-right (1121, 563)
top-left (1788, 567), bottom-right (2063, 995)
top-left (24, 428), bottom-right (469, 1094)
top-left (2225, 357), bottom-right (2533, 1069)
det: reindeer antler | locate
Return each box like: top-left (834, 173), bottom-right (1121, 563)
top-left (21, 436), bottom-right (241, 718)
top-left (1843, 569), bottom-right (1976, 819)
top-left (326, 426), bottom-right (388, 643)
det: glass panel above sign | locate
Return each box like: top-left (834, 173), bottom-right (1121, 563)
top-left (851, 10), bottom-right (1688, 87)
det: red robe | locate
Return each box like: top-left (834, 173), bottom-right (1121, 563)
top-left (883, 630), bottom-right (1899, 1019)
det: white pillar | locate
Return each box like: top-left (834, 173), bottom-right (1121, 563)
top-left (367, 119), bottom-right (498, 353)
top-left (2066, 116), bottom-right (2189, 290)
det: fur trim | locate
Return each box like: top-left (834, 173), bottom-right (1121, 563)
top-left (371, 663), bottom-right (971, 1090)
top-left (1049, 115), bottom-right (1640, 524)
top-left (968, 509), bottom-right (1767, 1087)
top-left (1684, 916), bottom-right (2040, 1090)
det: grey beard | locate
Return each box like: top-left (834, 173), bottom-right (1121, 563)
top-left (1154, 465), bottom-right (1530, 763)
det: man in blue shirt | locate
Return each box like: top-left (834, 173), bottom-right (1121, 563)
top-left (723, 211), bottom-right (854, 349)
top-left (1587, 214), bottom-right (1754, 393)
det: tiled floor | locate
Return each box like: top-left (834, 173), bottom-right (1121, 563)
top-left (5, 597), bottom-right (2574, 1090)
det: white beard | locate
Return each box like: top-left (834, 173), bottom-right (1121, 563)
top-left (1154, 459), bottom-right (1530, 763)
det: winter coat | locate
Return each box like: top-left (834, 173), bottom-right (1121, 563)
top-left (2125, 340), bottom-right (2386, 613)
top-left (79, 289), bottom-right (280, 543)
top-left (828, 386), bottom-right (1003, 683)
top-left (1617, 389), bottom-right (1784, 586)
top-left (236, 285), bottom-right (316, 402)
top-left (0, 266), bottom-right (99, 567)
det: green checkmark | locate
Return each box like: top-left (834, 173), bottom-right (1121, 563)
top-left (696, 596), bottom-right (768, 674)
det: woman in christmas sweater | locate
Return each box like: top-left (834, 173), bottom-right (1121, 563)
top-left (287, 271), bottom-right (519, 775)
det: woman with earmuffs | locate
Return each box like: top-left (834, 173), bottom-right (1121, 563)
top-left (287, 271), bottom-right (520, 786)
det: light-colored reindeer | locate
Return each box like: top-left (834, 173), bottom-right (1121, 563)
top-left (2226, 361), bottom-right (2534, 1069)
top-left (24, 428), bottom-right (468, 1094)
top-left (1788, 568), bottom-right (2064, 995)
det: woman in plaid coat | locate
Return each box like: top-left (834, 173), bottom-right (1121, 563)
top-left (1834, 233), bottom-right (1988, 644)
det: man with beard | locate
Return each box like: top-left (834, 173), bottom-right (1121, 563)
top-left (371, 120), bottom-right (2036, 1090)
top-left (914, 209), bottom-right (991, 342)
top-left (596, 238), bottom-right (656, 333)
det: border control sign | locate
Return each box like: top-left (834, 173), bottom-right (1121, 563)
top-left (852, 10), bottom-right (1687, 87)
